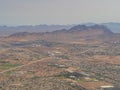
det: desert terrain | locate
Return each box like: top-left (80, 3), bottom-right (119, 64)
top-left (0, 25), bottom-right (120, 90)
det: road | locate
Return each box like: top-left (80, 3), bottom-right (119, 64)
top-left (0, 47), bottom-right (98, 74)
top-left (0, 57), bottom-right (48, 74)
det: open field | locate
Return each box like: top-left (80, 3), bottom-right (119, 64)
top-left (0, 39), bottom-right (119, 90)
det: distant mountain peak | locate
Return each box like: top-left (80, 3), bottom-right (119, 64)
top-left (69, 25), bottom-right (88, 31)
top-left (9, 32), bottom-right (31, 37)
top-left (68, 24), bottom-right (113, 34)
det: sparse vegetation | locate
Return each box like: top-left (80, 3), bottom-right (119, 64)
top-left (0, 26), bottom-right (119, 89)
top-left (0, 64), bottom-right (20, 69)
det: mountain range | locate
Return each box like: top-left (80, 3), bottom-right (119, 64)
top-left (0, 23), bottom-right (120, 37)
top-left (0, 25), bottom-right (74, 37)
top-left (2, 24), bottom-right (120, 44)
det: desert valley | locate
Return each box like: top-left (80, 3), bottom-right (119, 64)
top-left (0, 24), bottom-right (120, 90)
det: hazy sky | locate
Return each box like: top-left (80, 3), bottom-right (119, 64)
top-left (0, 0), bottom-right (120, 25)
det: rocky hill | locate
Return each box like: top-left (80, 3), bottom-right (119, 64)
top-left (2, 25), bottom-right (120, 44)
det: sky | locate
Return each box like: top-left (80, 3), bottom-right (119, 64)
top-left (0, 0), bottom-right (120, 26)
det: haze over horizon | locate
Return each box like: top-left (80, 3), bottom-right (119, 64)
top-left (1, 0), bottom-right (120, 26)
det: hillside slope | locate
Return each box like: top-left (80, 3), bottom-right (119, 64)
top-left (2, 25), bottom-right (120, 44)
